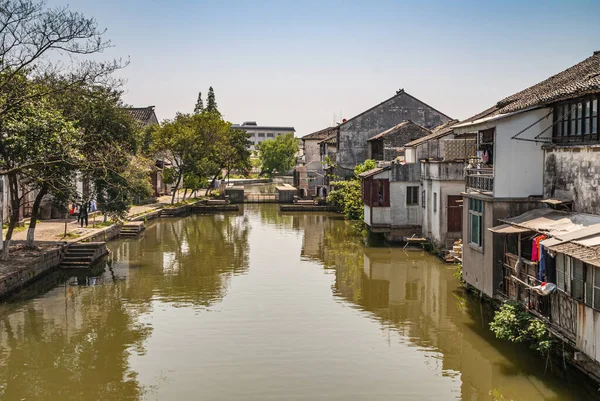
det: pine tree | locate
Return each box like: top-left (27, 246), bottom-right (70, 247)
top-left (206, 86), bottom-right (218, 113)
top-left (194, 92), bottom-right (203, 114)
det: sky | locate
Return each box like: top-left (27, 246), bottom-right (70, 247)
top-left (49, 0), bottom-right (600, 136)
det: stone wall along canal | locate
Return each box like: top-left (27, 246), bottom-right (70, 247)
top-left (0, 204), bottom-right (597, 400)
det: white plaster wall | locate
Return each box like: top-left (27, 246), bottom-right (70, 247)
top-left (364, 205), bottom-right (371, 226)
top-left (372, 207), bottom-right (391, 225)
top-left (494, 108), bottom-right (552, 198)
top-left (390, 182), bottom-right (422, 226)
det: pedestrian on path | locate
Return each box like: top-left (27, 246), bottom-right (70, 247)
top-left (80, 202), bottom-right (89, 227)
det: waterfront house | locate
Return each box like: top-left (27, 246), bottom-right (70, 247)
top-left (360, 120), bottom-right (475, 247)
top-left (453, 50), bottom-right (600, 300)
top-left (452, 50), bottom-right (600, 381)
top-left (296, 127), bottom-right (337, 197)
top-left (405, 122), bottom-right (474, 248)
top-left (334, 89), bottom-right (453, 178)
top-left (360, 162), bottom-right (422, 242)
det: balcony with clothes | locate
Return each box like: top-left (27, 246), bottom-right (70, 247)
top-left (465, 127), bottom-right (494, 194)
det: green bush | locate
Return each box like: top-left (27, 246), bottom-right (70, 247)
top-left (490, 301), bottom-right (552, 354)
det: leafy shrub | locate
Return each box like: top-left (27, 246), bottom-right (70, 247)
top-left (490, 301), bottom-right (552, 354)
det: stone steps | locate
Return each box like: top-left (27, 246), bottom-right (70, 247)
top-left (119, 221), bottom-right (146, 238)
top-left (60, 242), bottom-right (108, 269)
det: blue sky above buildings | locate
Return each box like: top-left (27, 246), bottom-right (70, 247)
top-left (51, 0), bottom-right (600, 135)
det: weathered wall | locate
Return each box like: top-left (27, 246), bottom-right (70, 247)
top-left (544, 145), bottom-right (600, 214)
top-left (462, 194), bottom-right (541, 298)
top-left (303, 139), bottom-right (322, 170)
top-left (381, 124), bottom-right (431, 161)
top-left (337, 92), bottom-right (451, 168)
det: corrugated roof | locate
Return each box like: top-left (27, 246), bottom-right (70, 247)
top-left (488, 223), bottom-right (532, 234)
top-left (367, 120), bottom-right (431, 141)
top-left (499, 209), bottom-right (600, 237)
top-left (302, 126), bottom-right (337, 141)
top-left (457, 52), bottom-right (600, 127)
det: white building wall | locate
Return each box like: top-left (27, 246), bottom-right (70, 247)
top-left (494, 108), bottom-right (552, 198)
top-left (389, 182), bottom-right (421, 226)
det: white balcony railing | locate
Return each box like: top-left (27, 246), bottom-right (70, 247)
top-left (466, 168), bottom-right (494, 192)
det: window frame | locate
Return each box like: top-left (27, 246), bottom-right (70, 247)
top-left (553, 95), bottom-right (600, 143)
top-left (468, 198), bottom-right (483, 248)
top-left (406, 186), bottom-right (419, 206)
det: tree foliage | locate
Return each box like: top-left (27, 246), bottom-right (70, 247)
top-left (256, 133), bottom-right (298, 176)
top-left (150, 111), bottom-right (250, 203)
top-left (205, 86), bottom-right (218, 114)
top-left (194, 92), bottom-right (203, 114)
top-left (490, 301), bottom-right (553, 354)
top-left (327, 160), bottom-right (376, 221)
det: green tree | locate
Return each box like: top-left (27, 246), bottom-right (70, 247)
top-left (56, 84), bottom-right (153, 221)
top-left (327, 160), bottom-right (376, 221)
top-left (256, 133), bottom-right (299, 176)
top-left (205, 86), bottom-right (218, 114)
top-left (150, 112), bottom-right (248, 202)
top-left (194, 92), bottom-right (203, 114)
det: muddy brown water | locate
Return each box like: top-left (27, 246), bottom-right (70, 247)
top-left (0, 204), bottom-right (596, 400)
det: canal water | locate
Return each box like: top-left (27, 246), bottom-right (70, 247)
top-left (0, 204), bottom-right (597, 400)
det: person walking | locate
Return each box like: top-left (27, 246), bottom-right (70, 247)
top-left (80, 202), bottom-right (89, 227)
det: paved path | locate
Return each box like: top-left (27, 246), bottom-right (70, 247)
top-left (7, 203), bottom-right (163, 242)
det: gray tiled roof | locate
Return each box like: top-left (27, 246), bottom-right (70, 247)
top-left (302, 126), bottom-right (337, 140)
top-left (367, 120), bottom-right (431, 141)
top-left (404, 119), bottom-right (459, 147)
top-left (124, 107), bottom-right (158, 126)
top-left (460, 52), bottom-right (600, 123)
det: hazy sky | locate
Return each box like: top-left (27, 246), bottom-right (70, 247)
top-left (50, 0), bottom-right (600, 136)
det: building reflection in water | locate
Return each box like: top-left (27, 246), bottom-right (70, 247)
top-left (297, 212), bottom-right (598, 401)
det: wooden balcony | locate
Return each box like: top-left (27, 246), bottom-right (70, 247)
top-left (465, 168), bottom-right (494, 192)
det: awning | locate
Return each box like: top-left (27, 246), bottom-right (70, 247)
top-left (488, 224), bottom-right (532, 234)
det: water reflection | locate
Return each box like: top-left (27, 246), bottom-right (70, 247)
top-left (0, 206), bottom-right (597, 401)
top-left (297, 215), bottom-right (598, 401)
top-left (0, 275), bottom-right (150, 401)
top-left (109, 213), bottom-right (250, 307)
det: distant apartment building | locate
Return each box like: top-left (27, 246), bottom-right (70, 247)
top-left (231, 121), bottom-right (296, 150)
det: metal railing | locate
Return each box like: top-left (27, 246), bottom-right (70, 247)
top-left (465, 168), bottom-right (494, 192)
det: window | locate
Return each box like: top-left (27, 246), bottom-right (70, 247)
top-left (433, 192), bottom-right (437, 213)
top-left (406, 186), bottom-right (419, 205)
top-left (267, 133), bottom-right (274, 138)
top-left (363, 179), bottom-right (389, 207)
top-left (258, 133), bottom-right (265, 138)
top-left (422, 190), bottom-right (425, 208)
top-left (572, 259), bottom-right (585, 302)
top-left (468, 198), bottom-right (483, 247)
top-left (553, 95), bottom-right (600, 143)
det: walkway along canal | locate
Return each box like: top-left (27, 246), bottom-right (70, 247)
top-left (0, 204), bottom-right (597, 400)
